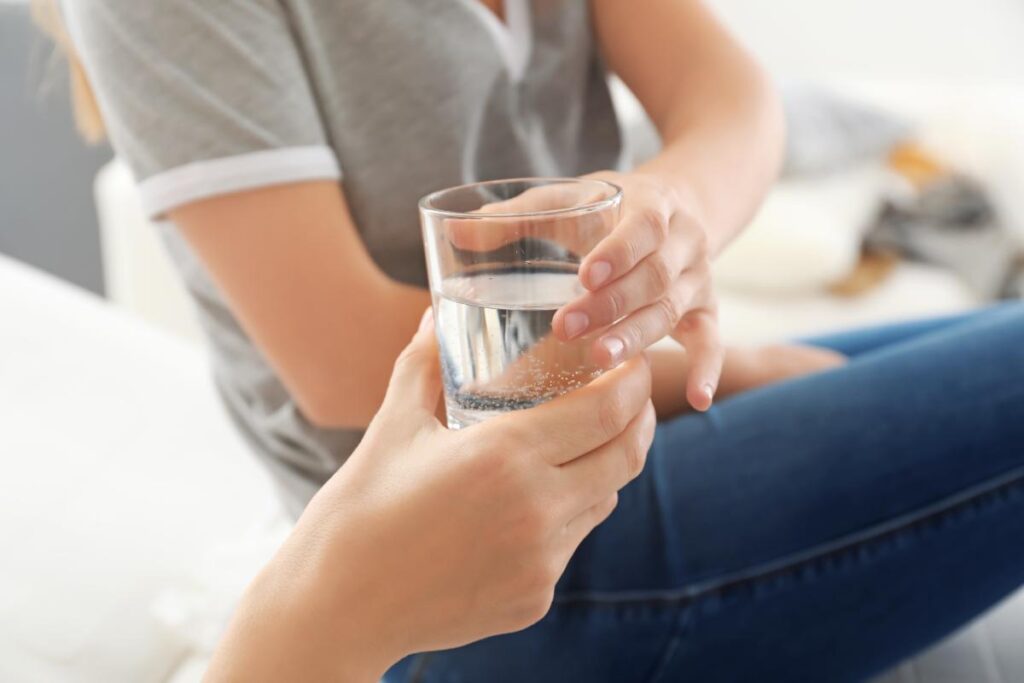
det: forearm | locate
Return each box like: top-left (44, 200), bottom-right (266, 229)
top-left (293, 277), bottom-right (431, 428)
top-left (172, 182), bottom-right (432, 430)
top-left (593, 0), bottom-right (785, 256)
top-left (637, 61), bottom-right (784, 256)
top-left (204, 522), bottom-right (398, 683)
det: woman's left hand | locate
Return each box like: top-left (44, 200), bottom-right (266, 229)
top-left (554, 170), bottom-right (723, 412)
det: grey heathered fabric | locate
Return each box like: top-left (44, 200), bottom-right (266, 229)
top-left (64, 0), bottom-right (622, 517)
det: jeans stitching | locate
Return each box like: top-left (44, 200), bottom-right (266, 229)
top-left (642, 607), bottom-right (691, 683)
top-left (553, 463), bottom-right (1024, 608)
top-left (404, 467), bottom-right (1024, 682)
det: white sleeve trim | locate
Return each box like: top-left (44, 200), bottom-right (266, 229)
top-left (137, 146), bottom-right (342, 219)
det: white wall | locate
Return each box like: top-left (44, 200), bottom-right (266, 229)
top-left (709, 0), bottom-right (1024, 84)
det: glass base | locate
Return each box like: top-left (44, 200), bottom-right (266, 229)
top-left (444, 400), bottom-right (507, 430)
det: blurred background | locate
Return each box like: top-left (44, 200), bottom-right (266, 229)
top-left (2, 1), bottom-right (1022, 681)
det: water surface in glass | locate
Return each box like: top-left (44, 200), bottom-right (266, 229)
top-left (420, 178), bottom-right (621, 428)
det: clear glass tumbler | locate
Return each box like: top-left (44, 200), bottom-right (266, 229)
top-left (420, 178), bottom-right (622, 429)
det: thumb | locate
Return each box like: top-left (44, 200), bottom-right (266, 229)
top-left (382, 308), bottom-right (444, 416)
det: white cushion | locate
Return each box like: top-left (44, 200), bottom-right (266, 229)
top-left (0, 256), bottom-right (277, 683)
top-left (718, 261), bottom-right (976, 345)
top-left (713, 165), bottom-right (885, 295)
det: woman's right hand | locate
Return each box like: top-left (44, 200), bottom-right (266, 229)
top-left (205, 310), bottom-right (655, 683)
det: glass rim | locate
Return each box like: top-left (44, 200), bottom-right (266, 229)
top-left (418, 177), bottom-right (623, 220)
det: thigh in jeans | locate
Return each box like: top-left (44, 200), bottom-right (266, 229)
top-left (387, 304), bottom-right (1024, 683)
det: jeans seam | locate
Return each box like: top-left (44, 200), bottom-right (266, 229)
top-left (642, 607), bottom-right (690, 683)
top-left (553, 462), bottom-right (1024, 609)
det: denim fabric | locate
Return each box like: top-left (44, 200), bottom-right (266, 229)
top-left (387, 304), bottom-right (1024, 683)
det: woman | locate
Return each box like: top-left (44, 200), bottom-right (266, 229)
top-left (46, 0), bottom-right (1024, 680)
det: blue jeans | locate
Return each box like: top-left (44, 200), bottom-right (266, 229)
top-left (387, 304), bottom-right (1024, 683)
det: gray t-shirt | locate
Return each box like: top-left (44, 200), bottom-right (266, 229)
top-left (64, 0), bottom-right (622, 517)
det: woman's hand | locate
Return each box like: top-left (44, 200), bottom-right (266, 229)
top-left (554, 171), bottom-right (723, 412)
top-left (205, 310), bottom-right (656, 683)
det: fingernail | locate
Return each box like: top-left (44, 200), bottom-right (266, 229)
top-left (563, 311), bottom-right (589, 339)
top-left (702, 383), bottom-right (715, 402)
top-left (602, 336), bottom-right (625, 365)
top-left (587, 261), bottom-right (612, 289)
top-left (418, 308), bottom-right (434, 333)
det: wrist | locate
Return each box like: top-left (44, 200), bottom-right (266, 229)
top-left (284, 510), bottom-right (410, 681)
top-left (206, 518), bottom-right (405, 683)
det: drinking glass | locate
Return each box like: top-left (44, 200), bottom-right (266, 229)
top-left (420, 178), bottom-right (622, 429)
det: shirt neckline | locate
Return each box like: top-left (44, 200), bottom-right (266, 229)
top-left (459, 0), bottom-right (532, 82)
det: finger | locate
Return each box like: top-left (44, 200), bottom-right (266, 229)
top-left (444, 216), bottom-right (527, 253)
top-left (553, 228), bottom-right (692, 340)
top-left (482, 354), bottom-right (652, 466)
top-left (546, 495), bottom-right (621, 614)
top-left (673, 306), bottom-right (724, 412)
top-left (560, 400), bottom-right (656, 513)
top-left (588, 268), bottom-right (706, 368)
top-left (444, 184), bottom-right (594, 252)
top-left (479, 184), bottom-right (582, 214)
top-left (562, 492), bottom-right (619, 551)
top-left (578, 198), bottom-right (674, 291)
top-left (382, 308), bottom-right (444, 415)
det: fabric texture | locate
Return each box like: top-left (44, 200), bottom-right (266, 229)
top-left (63, 0), bottom-right (622, 515)
top-left (867, 175), bottom-right (1023, 300)
top-left (386, 304), bottom-right (1024, 682)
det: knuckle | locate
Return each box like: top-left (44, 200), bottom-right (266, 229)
top-left (639, 205), bottom-right (669, 240)
top-left (644, 400), bottom-right (657, 437)
top-left (655, 296), bottom-right (682, 330)
top-left (622, 236), bottom-right (644, 272)
top-left (517, 548), bottom-right (561, 591)
top-left (542, 555), bottom-right (565, 587)
top-left (521, 563), bottom-right (551, 594)
top-left (602, 492), bottom-right (620, 517)
top-left (516, 587), bottom-right (555, 628)
top-left (646, 254), bottom-right (675, 293)
top-left (588, 493), bottom-right (620, 531)
top-left (605, 287), bottom-right (626, 321)
top-left (597, 391), bottom-right (630, 438)
top-left (623, 318), bottom-right (647, 349)
top-left (697, 305), bottom-right (720, 327)
top-left (624, 427), bottom-right (650, 480)
top-left (694, 226), bottom-right (709, 252)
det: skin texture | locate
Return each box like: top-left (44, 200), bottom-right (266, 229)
top-left (568, 0), bottom-right (786, 409)
top-left (650, 343), bottom-right (846, 416)
top-left (169, 0), bottom-right (789, 431)
top-left (204, 313), bottom-right (656, 682)
top-left (190, 3), bottom-right (833, 679)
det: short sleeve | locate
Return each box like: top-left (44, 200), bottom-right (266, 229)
top-left (62, 0), bottom-right (341, 218)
